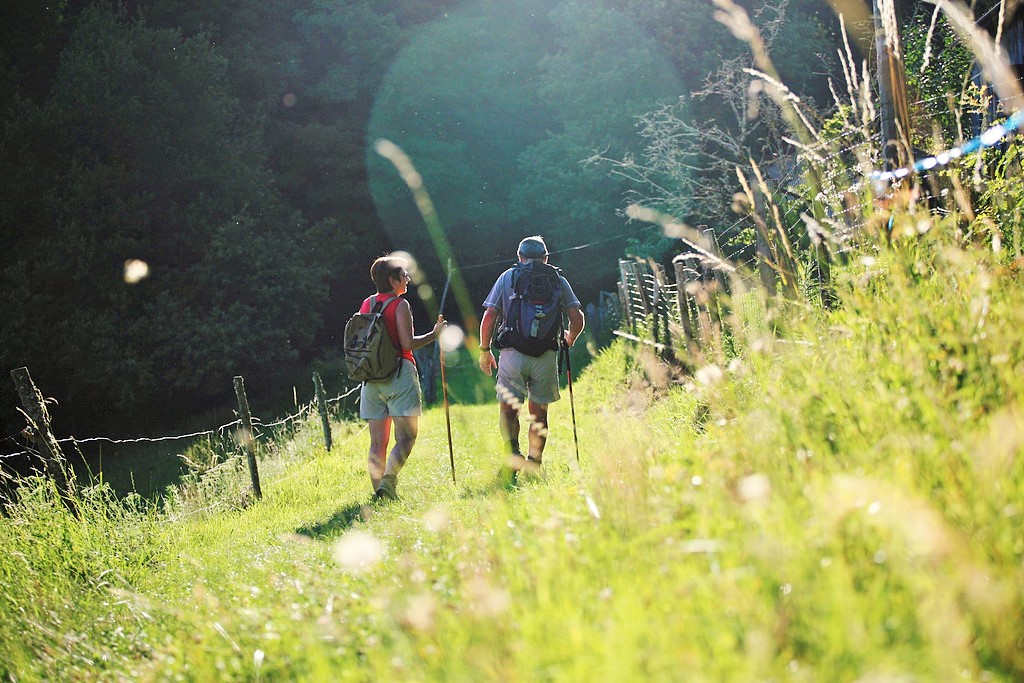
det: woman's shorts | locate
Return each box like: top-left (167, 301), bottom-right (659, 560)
top-left (495, 347), bottom-right (560, 405)
top-left (359, 359), bottom-right (422, 419)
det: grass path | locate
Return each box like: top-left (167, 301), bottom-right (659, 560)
top-left (134, 389), bottom-right (666, 681)
top-left (5, 242), bottom-right (1024, 681)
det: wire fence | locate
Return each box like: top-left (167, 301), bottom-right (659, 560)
top-left (5, 81), bottom-right (1021, 500)
top-left (613, 100), bottom-right (1023, 362)
top-left (1, 374), bottom-right (363, 491)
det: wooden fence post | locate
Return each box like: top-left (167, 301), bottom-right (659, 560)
top-left (753, 186), bottom-right (778, 296)
top-left (312, 372), bottom-right (332, 452)
top-left (650, 261), bottom-right (672, 361)
top-left (816, 246), bottom-right (833, 309)
top-left (673, 256), bottom-right (696, 344)
top-left (675, 254), bottom-right (709, 349)
top-left (618, 260), bottom-right (635, 332)
top-left (233, 376), bottom-right (263, 500)
top-left (650, 262), bottom-right (661, 350)
top-left (634, 262), bottom-right (652, 318)
top-left (10, 366), bottom-right (75, 501)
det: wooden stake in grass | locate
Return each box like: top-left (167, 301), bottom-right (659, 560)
top-left (312, 372), bottom-right (332, 452)
top-left (10, 366), bottom-right (76, 504)
top-left (233, 376), bottom-right (262, 501)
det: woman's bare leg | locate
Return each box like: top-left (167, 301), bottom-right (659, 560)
top-left (367, 417), bottom-right (392, 489)
top-left (384, 416), bottom-right (418, 477)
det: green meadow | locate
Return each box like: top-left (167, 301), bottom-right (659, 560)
top-left (3, 224), bottom-right (1024, 681)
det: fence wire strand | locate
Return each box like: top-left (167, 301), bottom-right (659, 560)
top-left (2, 384), bottom-right (362, 463)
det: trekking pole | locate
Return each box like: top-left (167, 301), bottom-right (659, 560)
top-left (438, 261), bottom-right (456, 484)
top-left (439, 346), bottom-right (456, 484)
top-left (562, 338), bottom-right (580, 463)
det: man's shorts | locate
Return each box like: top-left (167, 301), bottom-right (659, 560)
top-left (359, 360), bottom-right (423, 419)
top-left (496, 347), bottom-right (560, 406)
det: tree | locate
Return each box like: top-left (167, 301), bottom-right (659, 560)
top-left (367, 0), bottom-right (683, 300)
top-left (0, 6), bottom-right (330, 433)
top-left (588, 0), bottom-right (840, 262)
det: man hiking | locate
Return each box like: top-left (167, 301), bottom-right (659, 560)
top-left (478, 236), bottom-right (585, 479)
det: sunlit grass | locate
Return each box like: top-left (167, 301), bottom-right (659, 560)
top-left (3, 224), bottom-right (1024, 680)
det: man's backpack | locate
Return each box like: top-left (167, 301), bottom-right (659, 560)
top-left (493, 261), bottom-right (564, 357)
top-left (344, 296), bottom-right (402, 382)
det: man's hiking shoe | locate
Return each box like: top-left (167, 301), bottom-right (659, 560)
top-left (497, 453), bottom-right (528, 489)
top-left (374, 474), bottom-right (398, 501)
top-left (497, 464), bottom-right (517, 489)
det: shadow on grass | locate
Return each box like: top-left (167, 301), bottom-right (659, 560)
top-left (457, 464), bottom-right (527, 499)
top-left (296, 501), bottom-right (371, 540)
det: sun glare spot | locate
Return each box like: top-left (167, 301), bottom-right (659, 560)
top-left (423, 505), bottom-right (452, 533)
top-left (439, 325), bottom-right (465, 352)
top-left (124, 259), bottom-right (149, 284)
top-left (333, 531), bottom-right (385, 574)
top-left (233, 428), bottom-right (253, 447)
top-left (281, 93), bottom-right (297, 108)
top-left (389, 250), bottom-right (418, 276)
top-left (738, 473), bottom-right (770, 502)
top-left (695, 365), bottom-right (724, 386)
top-left (400, 593), bottom-right (437, 631)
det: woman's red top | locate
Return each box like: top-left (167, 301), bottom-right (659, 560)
top-left (360, 294), bottom-right (415, 365)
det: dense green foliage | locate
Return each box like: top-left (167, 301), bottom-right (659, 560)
top-left (902, 8), bottom-right (984, 144)
top-left (4, 0), bottom-right (1024, 678)
top-left (367, 0), bottom-right (687, 295)
top-left (0, 0), bottom-right (838, 437)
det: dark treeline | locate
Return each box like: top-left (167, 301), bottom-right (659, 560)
top-left (0, 0), bottom-right (842, 438)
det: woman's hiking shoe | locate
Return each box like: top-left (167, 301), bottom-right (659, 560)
top-left (520, 456), bottom-right (542, 478)
top-left (374, 474), bottom-right (398, 501)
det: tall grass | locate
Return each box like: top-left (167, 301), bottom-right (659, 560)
top-left (4, 2), bottom-right (1024, 679)
top-left (3, 221), bottom-right (1024, 680)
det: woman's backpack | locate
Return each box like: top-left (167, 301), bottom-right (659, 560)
top-left (493, 261), bottom-right (564, 357)
top-left (344, 296), bottom-right (402, 381)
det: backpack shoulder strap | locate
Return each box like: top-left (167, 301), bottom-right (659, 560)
top-left (371, 295), bottom-right (401, 314)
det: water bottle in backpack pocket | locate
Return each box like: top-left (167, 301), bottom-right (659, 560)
top-left (493, 261), bottom-right (564, 357)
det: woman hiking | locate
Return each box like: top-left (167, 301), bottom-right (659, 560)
top-left (359, 255), bottom-right (445, 500)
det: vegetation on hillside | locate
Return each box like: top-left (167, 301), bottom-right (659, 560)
top-left (3, 204), bottom-right (1024, 678)
top-left (3, 0), bottom-right (1024, 679)
top-left (0, 0), bottom-right (838, 434)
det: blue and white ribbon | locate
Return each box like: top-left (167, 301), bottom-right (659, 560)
top-left (872, 110), bottom-right (1024, 182)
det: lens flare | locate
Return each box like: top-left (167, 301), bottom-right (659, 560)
top-left (389, 250), bottom-right (420, 281)
top-left (738, 473), bottom-right (770, 502)
top-left (123, 259), bottom-right (149, 284)
top-left (333, 530), bottom-right (384, 573)
top-left (439, 325), bottom-right (465, 352)
top-left (423, 504), bottom-right (452, 533)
